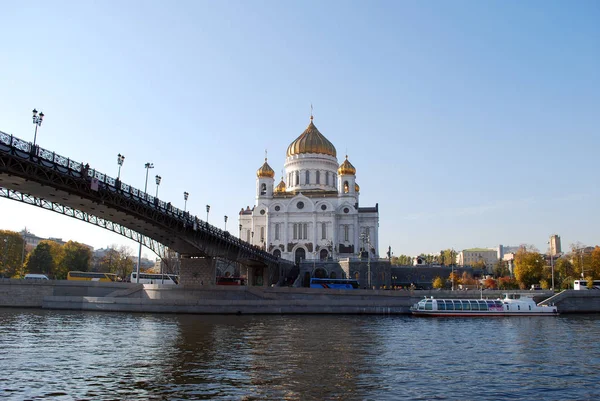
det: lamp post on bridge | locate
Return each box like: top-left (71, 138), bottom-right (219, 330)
top-left (31, 108), bottom-right (44, 149)
top-left (184, 192), bottom-right (189, 212)
top-left (239, 224), bottom-right (242, 239)
top-left (155, 175), bottom-right (161, 198)
top-left (206, 205), bottom-right (210, 223)
top-left (116, 154), bottom-right (125, 180)
top-left (136, 162), bottom-right (154, 283)
top-left (224, 215), bottom-right (228, 231)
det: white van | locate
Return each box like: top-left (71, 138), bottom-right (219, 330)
top-left (24, 274), bottom-right (50, 280)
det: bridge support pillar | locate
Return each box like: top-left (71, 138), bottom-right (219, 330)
top-left (180, 257), bottom-right (216, 286)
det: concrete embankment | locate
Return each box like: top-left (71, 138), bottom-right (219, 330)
top-left (1, 279), bottom-right (599, 314)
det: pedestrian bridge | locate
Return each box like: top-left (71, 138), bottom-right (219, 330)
top-left (0, 130), bottom-right (293, 285)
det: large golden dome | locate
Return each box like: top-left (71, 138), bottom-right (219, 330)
top-left (338, 155), bottom-right (356, 175)
top-left (286, 117), bottom-right (337, 157)
top-left (257, 158), bottom-right (275, 178)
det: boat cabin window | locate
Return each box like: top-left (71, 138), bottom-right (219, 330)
top-left (462, 301), bottom-right (471, 310)
top-left (425, 300), bottom-right (433, 310)
top-left (453, 300), bottom-right (462, 310)
top-left (438, 300), bottom-right (446, 310)
top-left (469, 300), bottom-right (479, 311)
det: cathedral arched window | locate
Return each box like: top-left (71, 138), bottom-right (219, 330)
top-left (260, 183), bottom-right (267, 195)
top-left (325, 171), bottom-right (329, 185)
top-left (305, 170), bottom-right (310, 184)
top-left (303, 223), bottom-right (308, 240)
top-left (316, 170), bottom-right (320, 184)
top-left (260, 227), bottom-right (265, 243)
top-left (344, 225), bottom-right (349, 242)
top-left (344, 181), bottom-right (349, 193)
top-left (295, 171), bottom-right (299, 186)
top-left (321, 222), bottom-right (326, 239)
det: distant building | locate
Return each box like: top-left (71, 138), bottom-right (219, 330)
top-left (456, 248), bottom-right (498, 268)
top-left (550, 235), bottom-right (561, 256)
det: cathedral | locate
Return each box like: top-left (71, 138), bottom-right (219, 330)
top-left (239, 115), bottom-right (379, 264)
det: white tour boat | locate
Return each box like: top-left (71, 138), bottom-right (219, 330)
top-left (410, 293), bottom-right (558, 317)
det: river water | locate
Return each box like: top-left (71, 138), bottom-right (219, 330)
top-left (1, 309), bottom-right (599, 401)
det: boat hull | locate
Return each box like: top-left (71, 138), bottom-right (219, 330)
top-left (411, 311), bottom-right (558, 317)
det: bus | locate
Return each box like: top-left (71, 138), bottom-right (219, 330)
top-left (130, 273), bottom-right (179, 285)
top-left (67, 271), bottom-right (117, 282)
top-left (309, 278), bottom-right (360, 289)
top-left (574, 280), bottom-right (600, 290)
top-left (216, 276), bottom-right (246, 285)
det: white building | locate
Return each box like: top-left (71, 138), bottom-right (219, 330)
top-left (456, 248), bottom-right (498, 268)
top-left (239, 115), bottom-right (379, 264)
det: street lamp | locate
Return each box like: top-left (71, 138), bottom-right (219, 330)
top-left (224, 215), bottom-right (228, 231)
top-left (155, 175), bottom-right (161, 197)
top-left (184, 192), bottom-right (189, 212)
top-left (117, 154), bottom-right (125, 180)
top-left (360, 232), bottom-right (372, 289)
top-left (239, 224), bottom-right (242, 239)
top-left (206, 204), bottom-right (210, 223)
top-left (136, 162), bottom-right (154, 283)
top-left (32, 108), bottom-right (44, 148)
top-left (451, 248), bottom-right (455, 291)
top-left (548, 239), bottom-right (555, 291)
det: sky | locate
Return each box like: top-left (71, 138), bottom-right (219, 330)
top-left (1, 0), bottom-right (598, 259)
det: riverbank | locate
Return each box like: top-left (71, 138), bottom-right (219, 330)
top-left (1, 279), bottom-right (598, 314)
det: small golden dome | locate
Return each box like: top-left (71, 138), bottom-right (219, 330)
top-left (355, 183), bottom-right (360, 192)
top-left (338, 155), bottom-right (356, 175)
top-left (274, 178), bottom-right (286, 193)
top-left (257, 158), bottom-right (275, 178)
top-left (286, 117), bottom-right (337, 157)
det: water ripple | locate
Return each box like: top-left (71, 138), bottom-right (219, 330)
top-left (1, 310), bottom-right (600, 400)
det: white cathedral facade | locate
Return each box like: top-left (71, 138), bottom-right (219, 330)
top-left (239, 115), bottom-right (379, 264)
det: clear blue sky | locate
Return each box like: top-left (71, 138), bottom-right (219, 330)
top-left (1, 0), bottom-right (598, 259)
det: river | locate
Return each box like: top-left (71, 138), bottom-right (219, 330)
top-left (1, 309), bottom-right (599, 400)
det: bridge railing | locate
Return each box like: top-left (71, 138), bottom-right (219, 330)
top-left (0, 130), bottom-right (279, 263)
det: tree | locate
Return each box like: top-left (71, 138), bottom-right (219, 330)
top-left (513, 246), bottom-right (545, 288)
top-left (554, 257), bottom-right (575, 289)
top-left (432, 276), bottom-right (444, 289)
top-left (448, 271), bottom-right (459, 290)
top-left (483, 277), bottom-right (497, 289)
top-left (471, 260), bottom-right (487, 270)
top-left (55, 241), bottom-right (93, 279)
top-left (98, 245), bottom-right (134, 280)
top-left (0, 230), bottom-right (26, 278)
top-left (24, 240), bottom-right (63, 278)
top-left (391, 255), bottom-right (413, 266)
top-left (493, 260), bottom-right (510, 278)
top-left (497, 276), bottom-right (518, 290)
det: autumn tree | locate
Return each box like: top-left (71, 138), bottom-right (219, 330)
top-left (448, 271), bottom-right (459, 290)
top-left (513, 246), bottom-right (545, 288)
top-left (483, 277), bottom-right (497, 289)
top-left (0, 230), bottom-right (26, 278)
top-left (432, 276), bottom-right (445, 289)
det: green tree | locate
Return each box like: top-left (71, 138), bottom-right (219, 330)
top-left (56, 241), bottom-right (92, 279)
top-left (432, 276), bottom-right (444, 289)
top-left (471, 260), bottom-right (487, 270)
top-left (392, 255), bottom-right (413, 266)
top-left (24, 240), bottom-right (63, 277)
top-left (513, 246), bottom-right (545, 288)
top-left (0, 230), bottom-right (26, 278)
top-left (554, 257), bottom-right (575, 289)
top-left (493, 260), bottom-right (510, 278)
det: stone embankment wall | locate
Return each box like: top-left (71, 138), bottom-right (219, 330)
top-left (1, 280), bottom-right (599, 314)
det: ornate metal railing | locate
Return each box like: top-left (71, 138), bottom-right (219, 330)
top-left (0, 130), bottom-right (278, 264)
